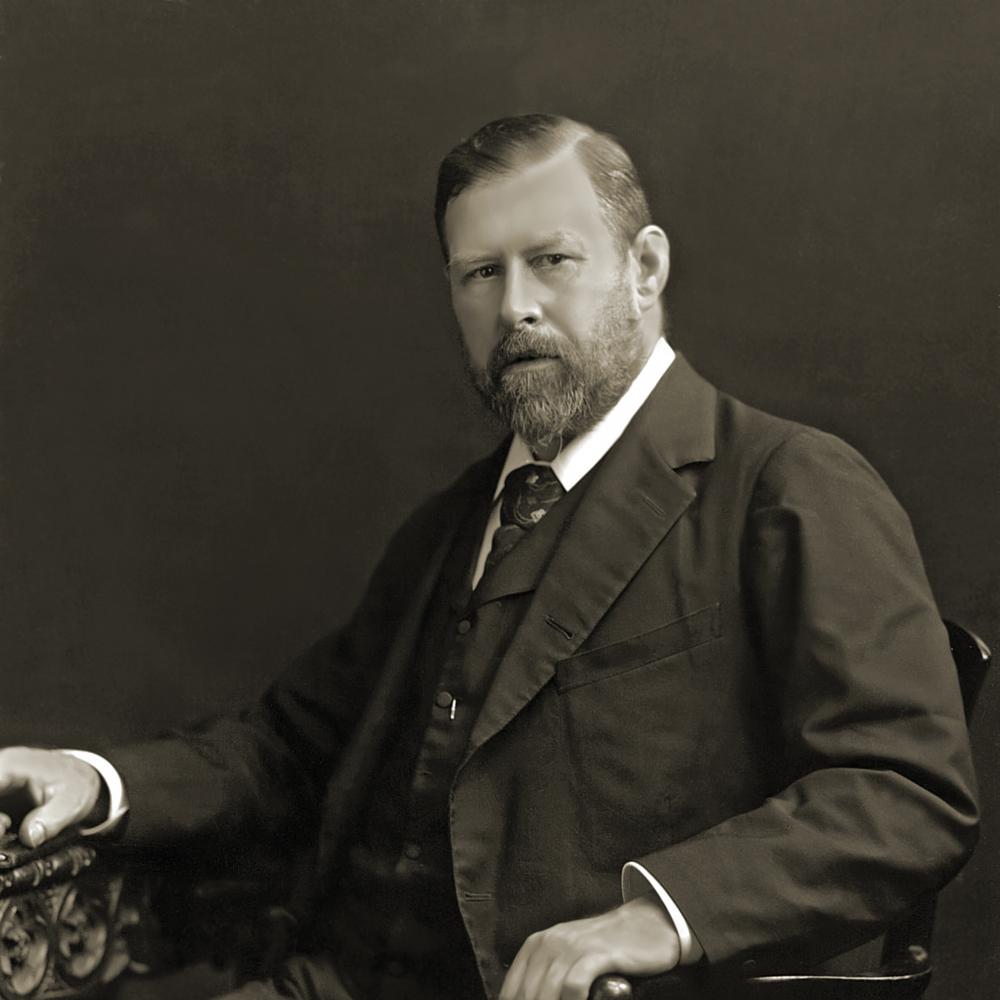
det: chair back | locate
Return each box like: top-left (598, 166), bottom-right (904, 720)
top-left (945, 620), bottom-right (992, 722)
top-left (877, 620), bottom-right (990, 974)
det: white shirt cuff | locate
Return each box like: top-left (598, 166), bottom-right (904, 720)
top-left (622, 860), bottom-right (697, 965)
top-left (60, 749), bottom-right (129, 836)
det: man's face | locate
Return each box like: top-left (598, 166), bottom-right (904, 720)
top-left (444, 148), bottom-right (652, 451)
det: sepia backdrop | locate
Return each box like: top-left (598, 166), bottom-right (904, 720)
top-left (2, 1), bottom-right (998, 995)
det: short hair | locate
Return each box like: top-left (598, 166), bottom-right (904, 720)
top-left (435, 113), bottom-right (652, 260)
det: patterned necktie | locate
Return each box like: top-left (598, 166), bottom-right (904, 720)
top-left (484, 464), bottom-right (566, 571)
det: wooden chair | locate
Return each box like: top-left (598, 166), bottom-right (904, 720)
top-left (589, 620), bottom-right (991, 1000)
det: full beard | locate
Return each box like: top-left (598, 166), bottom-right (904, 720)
top-left (469, 283), bottom-right (647, 453)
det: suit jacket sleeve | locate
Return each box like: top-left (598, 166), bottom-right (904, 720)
top-left (107, 489), bottom-right (447, 852)
top-left (628, 429), bottom-right (979, 972)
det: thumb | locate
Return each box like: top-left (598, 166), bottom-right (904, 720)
top-left (19, 811), bottom-right (52, 848)
top-left (19, 781), bottom-right (100, 847)
top-left (20, 799), bottom-right (79, 847)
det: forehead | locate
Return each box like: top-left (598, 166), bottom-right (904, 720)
top-left (444, 146), bottom-right (613, 259)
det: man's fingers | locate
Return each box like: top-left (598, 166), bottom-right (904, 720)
top-left (0, 748), bottom-right (103, 847)
top-left (534, 956), bottom-right (580, 1000)
top-left (19, 775), bottom-right (99, 846)
top-left (531, 944), bottom-right (611, 1000)
top-left (18, 814), bottom-right (49, 847)
top-left (559, 955), bottom-right (611, 1000)
top-left (20, 798), bottom-right (73, 846)
top-left (500, 933), bottom-right (538, 1000)
top-left (502, 901), bottom-right (681, 999)
top-left (505, 949), bottom-right (605, 1000)
top-left (521, 952), bottom-right (558, 1000)
top-left (0, 812), bottom-right (11, 836)
top-left (504, 926), bottom-right (581, 1000)
top-left (500, 958), bottom-right (527, 999)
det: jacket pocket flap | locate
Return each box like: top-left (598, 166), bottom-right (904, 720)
top-left (555, 603), bottom-right (721, 692)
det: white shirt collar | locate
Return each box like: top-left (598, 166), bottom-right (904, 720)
top-left (493, 338), bottom-right (675, 499)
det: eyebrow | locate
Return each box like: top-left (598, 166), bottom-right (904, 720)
top-left (447, 251), bottom-right (494, 274)
top-left (523, 231), bottom-right (586, 257)
top-left (448, 230), bottom-right (587, 273)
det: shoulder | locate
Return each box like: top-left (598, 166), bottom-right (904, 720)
top-left (663, 365), bottom-right (908, 537)
top-left (737, 416), bottom-right (896, 513)
top-left (712, 401), bottom-right (918, 553)
top-left (706, 381), bottom-right (891, 504)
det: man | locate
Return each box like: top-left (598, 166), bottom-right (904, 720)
top-left (0, 115), bottom-right (979, 1000)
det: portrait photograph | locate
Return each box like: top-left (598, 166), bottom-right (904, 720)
top-left (1, 2), bottom-right (997, 999)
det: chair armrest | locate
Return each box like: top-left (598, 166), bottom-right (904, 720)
top-left (589, 946), bottom-right (932, 1000)
top-left (0, 829), bottom-right (134, 998)
top-left (588, 971), bottom-right (690, 999)
top-left (0, 829), bottom-right (301, 997)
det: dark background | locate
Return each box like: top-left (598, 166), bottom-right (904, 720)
top-left (1, 0), bottom-right (997, 995)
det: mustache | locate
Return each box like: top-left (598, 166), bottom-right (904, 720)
top-left (488, 325), bottom-right (571, 379)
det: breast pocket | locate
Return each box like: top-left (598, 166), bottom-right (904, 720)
top-left (554, 604), bottom-right (723, 867)
top-left (555, 603), bottom-right (722, 691)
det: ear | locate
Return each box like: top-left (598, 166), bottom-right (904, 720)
top-left (628, 225), bottom-right (670, 313)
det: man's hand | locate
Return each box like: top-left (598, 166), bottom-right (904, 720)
top-left (0, 747), bottom-right (102, 846)
top-left (499, 895), bottom-right (681, 1000)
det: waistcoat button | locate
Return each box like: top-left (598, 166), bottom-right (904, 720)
top-left (457, 618), bottom-right (472, 634)
top-left (435, 690), bottom-right (454, 708)
top-left (403, 842), bottom-right (422, 860)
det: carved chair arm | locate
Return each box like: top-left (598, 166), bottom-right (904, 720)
top-left (0, 829), bottom-right (134, 998)
top-left (0, 829), bottom-right (301, 998)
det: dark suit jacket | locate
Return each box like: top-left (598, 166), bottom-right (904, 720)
top-left (112, 355), bottom-right (979, 997)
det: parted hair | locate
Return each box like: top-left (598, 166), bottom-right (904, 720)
top-left (434, 113), bottom-right (652, 259)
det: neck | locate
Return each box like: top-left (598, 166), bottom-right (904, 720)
top-left (637, 303), bottom-right (666, 360)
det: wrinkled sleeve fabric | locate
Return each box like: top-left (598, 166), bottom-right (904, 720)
top-left (626, 429), bottom-right (979, 972)
top-left (106, 492), bottom-right (447, 853)
top-left (107, 626), bottom-right (361, 850)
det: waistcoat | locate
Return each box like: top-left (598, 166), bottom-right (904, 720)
top-left (319, 473), bottom-right (589, 999)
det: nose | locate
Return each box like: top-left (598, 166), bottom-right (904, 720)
top-left (498, 261), bottom-right (542, 327)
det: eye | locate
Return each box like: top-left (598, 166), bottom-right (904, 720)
top-left (466, 264), bottom-right (499, 281)
top-left (536, 253), bottom-right (568, 267)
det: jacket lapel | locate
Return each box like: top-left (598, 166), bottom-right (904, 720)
top-left (465, 354), bottom-right (718, 760)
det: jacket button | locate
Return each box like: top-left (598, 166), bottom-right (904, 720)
top-left (457, 618), bottom-right (472, 634)
top-left (435, 690), bottom-right (453, 708)
top-left (403, 842), bottom-right (422, 860)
